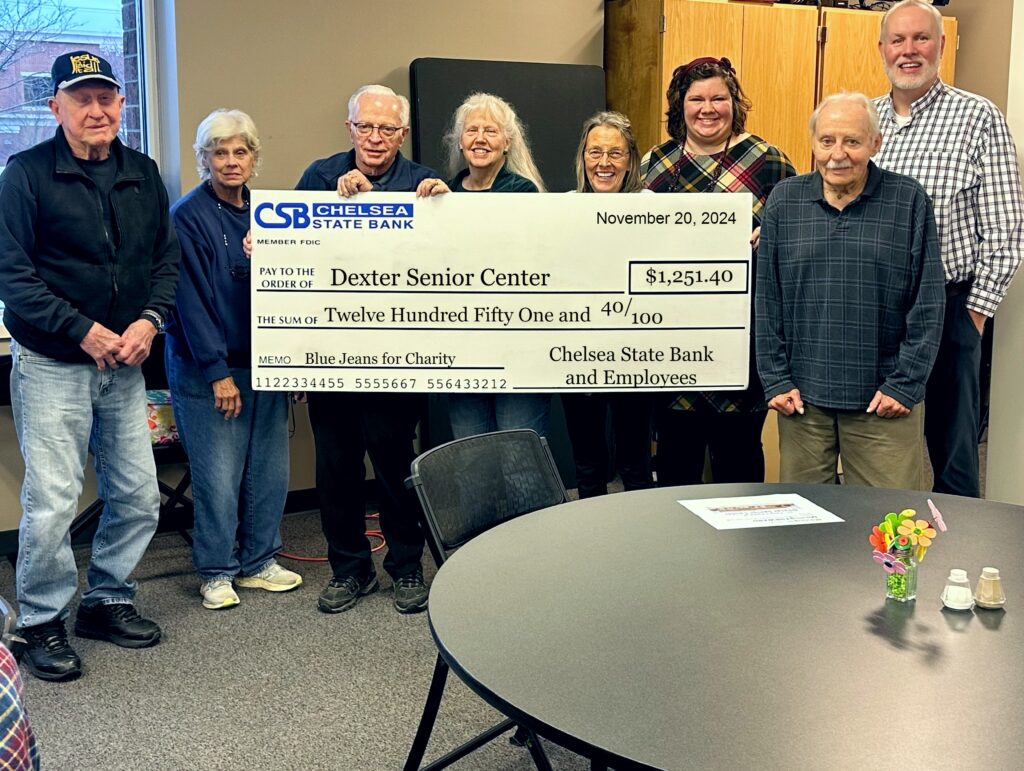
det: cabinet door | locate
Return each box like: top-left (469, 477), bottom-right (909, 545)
top-left (661, 0), bottom-right (744, 148)
top-left (606, 0), bottom-right (667, 157)
top-left (741, 3), bottom-right (819, 173)
top-left (820, 8), bottom-right (957, 101)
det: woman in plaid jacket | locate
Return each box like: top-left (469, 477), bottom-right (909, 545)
top-left (642, 57), bottom-right (796, 486)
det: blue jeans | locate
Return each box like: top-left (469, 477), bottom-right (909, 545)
top-left (10, 342), bottom-right (160, 629)
top-left (448, 394), bottom-right (551, 438)
top-left (165, 340), bottom-right (289, 581)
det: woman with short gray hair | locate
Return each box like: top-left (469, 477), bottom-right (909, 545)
top-left (166, 108), bottom-right (301, 610)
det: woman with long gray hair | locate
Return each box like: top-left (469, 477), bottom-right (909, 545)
top-left (417, 93), bottom-right (550, 437)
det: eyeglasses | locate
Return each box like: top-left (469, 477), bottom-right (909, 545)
top-left (350, 122), bottom-right (402, 138)
top-left (585, 148), bottom-right (628, 162)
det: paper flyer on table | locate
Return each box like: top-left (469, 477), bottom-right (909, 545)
top-left (679, 494), bottom-right (844, 530)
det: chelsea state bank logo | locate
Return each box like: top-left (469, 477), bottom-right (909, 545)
top-left (254, 202), bottom-right (414, 230)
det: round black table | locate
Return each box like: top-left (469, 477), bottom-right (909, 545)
top-left (427, 483), bottom-right (1022, 770)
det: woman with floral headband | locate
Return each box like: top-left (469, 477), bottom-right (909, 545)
top-left (643, 57), bottom-right (796, 486)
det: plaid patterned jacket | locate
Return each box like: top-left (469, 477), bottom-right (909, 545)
top-left (0, 644), bottom-right (39, 771)
top-left (641, 135), bottom-right (796, 412)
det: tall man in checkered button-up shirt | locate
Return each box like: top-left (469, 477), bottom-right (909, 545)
top-left (874, 0), bottom-right (1024, 497)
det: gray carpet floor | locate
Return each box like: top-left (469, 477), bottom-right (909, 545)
top-left (0, 510), bottom-right (590, 771)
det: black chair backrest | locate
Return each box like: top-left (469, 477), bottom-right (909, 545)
top-left (408, 429), bottom-right (567, 564)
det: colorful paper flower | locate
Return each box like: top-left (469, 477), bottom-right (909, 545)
top-left (897, 519), bottom-right (936, 548)
top-left (883, 512), bottom-right (904, 534)
top-left (927, 499), bottom-right (948, 533)
top-left (873, 550), bottom-right (907, 574)
top-left (869, 526), bottom-right (888, 552)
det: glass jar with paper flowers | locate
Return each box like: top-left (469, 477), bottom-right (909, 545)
top-left (869, 501), bottom-right (947, 602)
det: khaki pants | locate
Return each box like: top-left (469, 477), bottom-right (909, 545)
top-left (777, 402), bottom-right (926, 490)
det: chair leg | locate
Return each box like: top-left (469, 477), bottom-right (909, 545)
top-left (157, 468), bottom-right (193, 547)
top-left (420, 718), bottom-right (515, 771)
top-left (404, 654), bottom-right (450, 771)
top-left (405, 655), bottom-right (553, 771)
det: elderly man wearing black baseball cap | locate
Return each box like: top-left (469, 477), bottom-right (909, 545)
top-left (0, 50), bottom-right (180, 681)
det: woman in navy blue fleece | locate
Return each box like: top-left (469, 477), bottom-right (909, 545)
top-left (166, 109), bottom-right (301, 610)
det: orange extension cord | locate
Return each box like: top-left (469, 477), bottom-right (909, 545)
top-left (277, 512), bottom-right (386, 562)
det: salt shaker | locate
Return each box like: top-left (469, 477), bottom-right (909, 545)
top-left (941, 568), bottom-right (974, 611)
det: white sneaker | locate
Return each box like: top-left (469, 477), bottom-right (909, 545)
top-left (235, 562), bottom-right (303, 593)
top-left (201, 578), bottom-right (240, 610)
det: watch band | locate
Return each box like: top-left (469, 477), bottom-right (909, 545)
top-left (140, 309), bottom-right (164, 332)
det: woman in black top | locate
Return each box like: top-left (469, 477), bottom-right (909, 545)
top-left (417, 93), bottom-right (550, 438)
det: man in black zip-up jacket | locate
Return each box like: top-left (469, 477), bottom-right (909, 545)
top-left (0, 51), bottom-right (180, 682)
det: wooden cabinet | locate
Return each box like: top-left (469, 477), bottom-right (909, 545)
top-left (606, 0), bottom-right (958, 172)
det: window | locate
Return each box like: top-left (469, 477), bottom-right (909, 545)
top-left (21, 73), bottom-right (51, 107)
top-left (0, 0), bottom-right (150, 172)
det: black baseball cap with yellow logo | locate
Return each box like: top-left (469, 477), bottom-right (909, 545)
top-left (51, 50), bottom-right (122, 95)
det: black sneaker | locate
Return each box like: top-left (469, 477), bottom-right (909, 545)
top-left (15, 619), bottom-right (82, 682)
top-left (318, 572), bottom-right (379, 613)
top-left (74, 603), bottom-right (161, 648)
top-left (393, 567), bottom-right (428, 614)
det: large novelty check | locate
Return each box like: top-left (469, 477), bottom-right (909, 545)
top-left (250, 191), bottom-right (753, 393)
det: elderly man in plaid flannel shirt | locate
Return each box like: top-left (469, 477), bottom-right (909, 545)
top-left (756, 94), bottom-right (945, 489)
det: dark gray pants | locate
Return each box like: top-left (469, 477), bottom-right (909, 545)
top-left (925, 290), bottom-right (982, 497)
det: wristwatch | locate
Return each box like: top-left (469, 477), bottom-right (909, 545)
top-left (140, 309), bottom-right (165, 333)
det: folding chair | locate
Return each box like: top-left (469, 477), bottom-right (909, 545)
top-left (403, 429), bottom-right (568, 771)
top-left (1, 595), bottom-right (25, 652)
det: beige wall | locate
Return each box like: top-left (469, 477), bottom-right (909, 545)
top-left (172, 0), bottom-right (604, 193)
top-left (940, 0), bottom-right (1014, 110)
top-left (945, 0), bottom-right (1023, 504)
top-left (985, 0), bottom-right (1024, 505)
